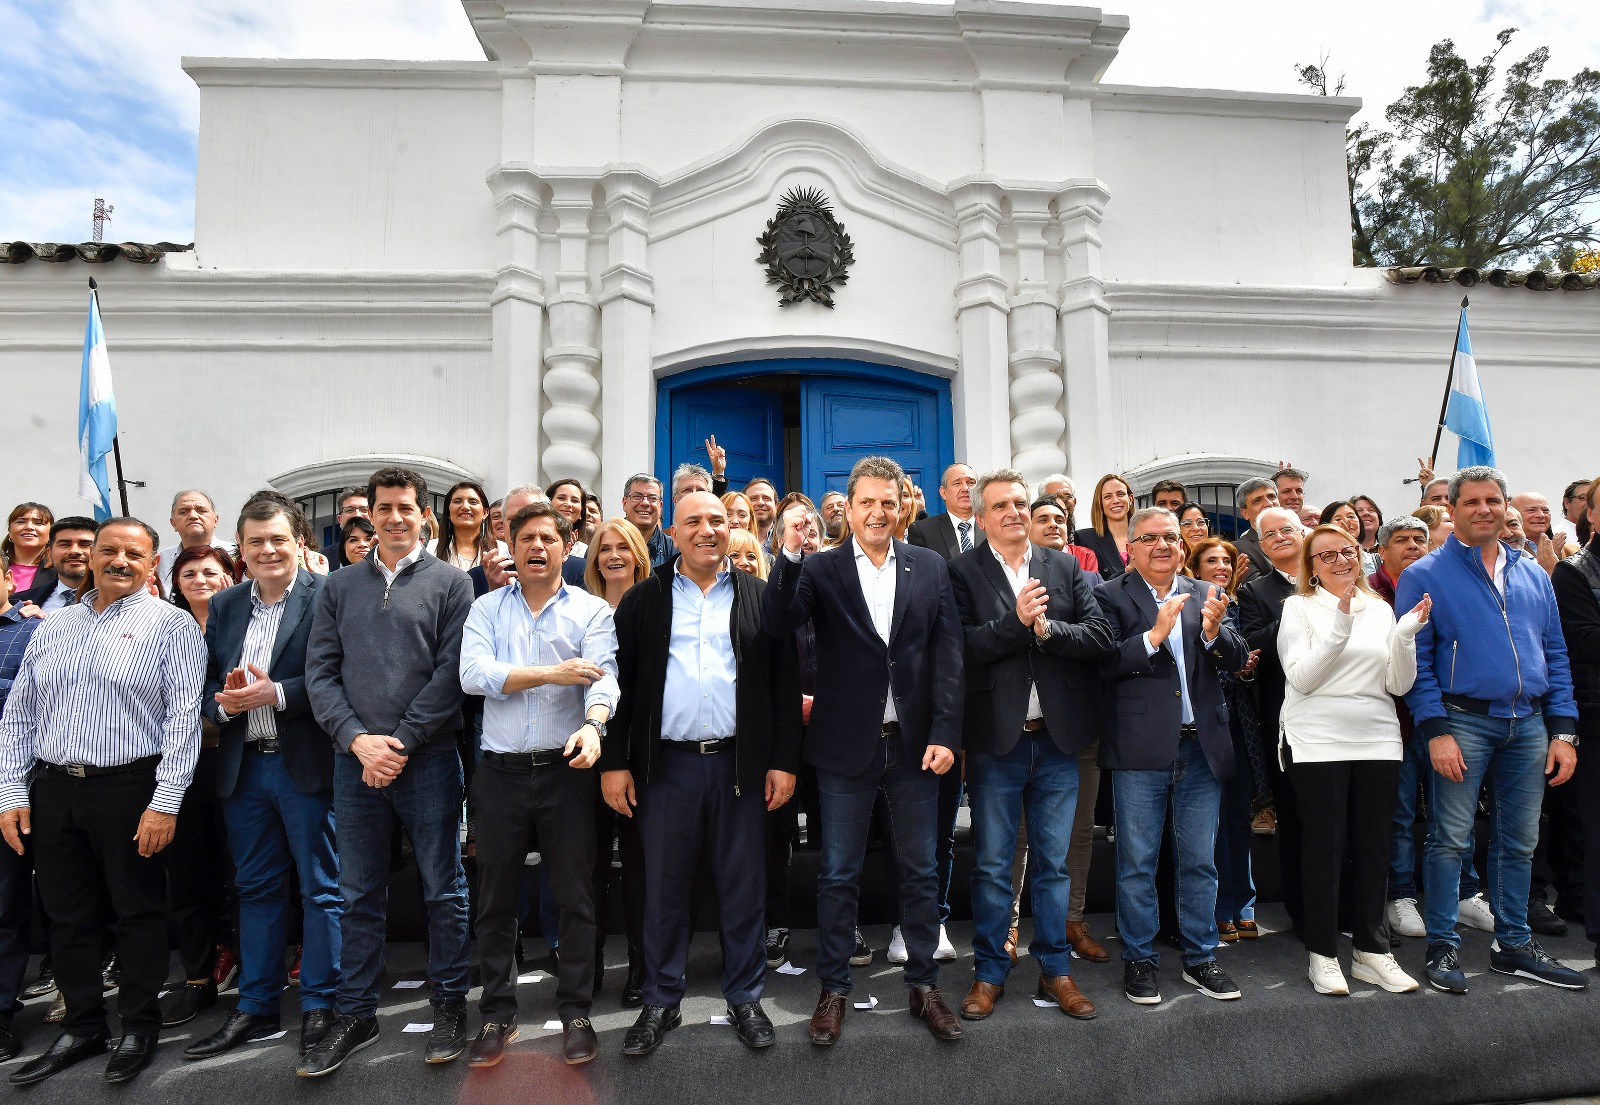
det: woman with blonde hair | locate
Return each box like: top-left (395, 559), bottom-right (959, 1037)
top-left (721, 491), bottom-right (755, 533)
top-left (584, 517), bottom-right (651, 608)
top-left (1073, 473), bottom-right (1133, 580)
top-left (727, 528), bottom-right (769, 581)
top-left (1278, 524), bottom-right (1430, 997)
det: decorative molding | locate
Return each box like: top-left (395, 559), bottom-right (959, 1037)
top-left (1121, 453), bottom-right (1278, 496)
top-left (182, 58), bottom-right (502, 90)
top-left (1095, 84), bottom-right (1362, 124)
top-left (654, 335), bottom-right (958, 379)
top-left (269, 454), bottom-right (481, 498)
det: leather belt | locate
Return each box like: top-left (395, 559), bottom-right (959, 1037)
top-left (664, 737), bottom-right (735, 755)
top-left (40, 754), bottom-right (160, 779)
top-left (246, 739), bottom-right (281, 754)
top-left (881, 721), bottom-right (901, 738)
top-left (1179, 724), bottom-right (1199, 738)
top-left (1443, 692), bottom-right (1542, 717)
top-left (1022, 718), bottom-right (1047, 733)
top-left (483, 748), bottom-right (567, 771)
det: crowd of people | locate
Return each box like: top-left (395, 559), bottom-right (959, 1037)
top-left (0, 446), bottom-right (1594, 1085)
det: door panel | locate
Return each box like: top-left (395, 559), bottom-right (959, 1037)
top-left (801, 376), bottom-right (945, 505)
top-left (667, 386), bottom-right (784, 494)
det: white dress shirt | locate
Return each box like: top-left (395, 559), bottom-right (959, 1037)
top-left (374, 542), bottom-right (425, 586)
top-left (854, 542), bottom-right (900, 724)
top-left (990, 544), bottom-right (1044, 722)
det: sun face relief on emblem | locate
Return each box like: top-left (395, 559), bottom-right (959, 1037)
top-left (756, 187), bottom-right (855, 308)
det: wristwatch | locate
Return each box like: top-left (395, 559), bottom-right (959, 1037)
top-left (582, 719), bottom-right (608, 740)
top-left (1552, 732), bottom-right (1579, 749)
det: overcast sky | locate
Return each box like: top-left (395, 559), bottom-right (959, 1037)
top-left (3, 0), bottom-right (1597, 243)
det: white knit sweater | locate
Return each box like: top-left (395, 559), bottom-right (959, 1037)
top-left (1276, 588), bottom-right (1423, 763)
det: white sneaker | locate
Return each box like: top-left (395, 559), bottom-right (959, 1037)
top-left (887, 926), bottom-right (908, 964)
top-left (1308, 952), bottom-right (1348, 996)
top-left (933, 925), bottom-right (957, 961)
top-left (1457, 893), bottom-right (1496, 933)
top-left (1385, 897), bottom-right (1426, 938)
top-left (1351, 949), bottom-right (1420, 993)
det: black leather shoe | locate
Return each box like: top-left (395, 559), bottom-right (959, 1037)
top-left (1528, 892), bottom-right (1568, 937)
top-left (296, 1014), bottom-right (379, 1078)
top-left (563, 1017), bottom-right (598, 1065)
top-left (100, 953), bottom-right (120, 993)
top-left (0, 1024), bottom-right (20, 1063)
top-left (160, 980), bottom-right (218, 1027)
top-left (622, 960), bottom-right (645, 1008)
top-left (466, 1022), bottom-right (518, 1068)
top-left (621, 1005), bottom-right (680, 1057)
top-left (21, 959), bottom-right (55, 1000)
top-left (727, 1002), bottom-right (775, 1049)
top-left (300, 1009), bottom-right (336, 1057)
top-left (425, 1004), bottom-right (468, 1064)
top-left (103, 1033), bottom-right (156, 1084)
top-left (9, 1031), bottom-right (109, 1086)
top-left (183, 1010), bottom-right (280, 1059)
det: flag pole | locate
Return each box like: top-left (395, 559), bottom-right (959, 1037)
top-left (1426, 294), bottom-right (1470, 469)
top-left (89, 277), bottom-right (131, 516)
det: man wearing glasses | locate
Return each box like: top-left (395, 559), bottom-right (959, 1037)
top-left (318, 489), bottom-right (370, 566)
top-left (1094, 507), bottom-right (1249, 1007)
top-left (621, 476), bottom-right (671, 568)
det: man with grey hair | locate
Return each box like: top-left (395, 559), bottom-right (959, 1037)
top-left (622, 475), bottom-right (671, 568)
top-left (1231, 478), bottom-right (1280, 579)
top-left (670, 464), bottom-right (713, 504)
top-left (158, 490), bottom-right (235, 596)
top-left (818, 490), bottom-right (847, 547)
top-left (1398, 465), bottom-right (1584, 993)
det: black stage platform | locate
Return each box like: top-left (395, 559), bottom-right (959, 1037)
top-left (4, 909), bottom-right (1596, 1105)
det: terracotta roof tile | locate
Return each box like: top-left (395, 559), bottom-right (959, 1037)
top-left (0, 241), bottom-right (192, 265)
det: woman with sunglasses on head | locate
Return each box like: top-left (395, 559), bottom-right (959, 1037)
top-left (1278, 524), bottom-right (1431, 998)
top-left (1073, 474), bottom-right (1133, 580)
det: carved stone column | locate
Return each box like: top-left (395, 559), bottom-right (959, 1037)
top-left (949, 179), bottom-right (1012, 466)
top-left (597, 168), bottom-right (659, 508)
top-left (1005, 188), bottom-right (1067, 486)
top-left (1055, 179), bottom-right (1112, 479)
top-left (486, 163), bottom-right (546, 488)
top-left (538, 175), bottom-right (603, 487)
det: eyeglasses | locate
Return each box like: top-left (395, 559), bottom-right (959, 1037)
top-left (1179, 517), bottom-right (1208, 530)
top-left (1261, 526), bottom-right (1300, 541)
top-left (1130, 533), bottom-right (1183, 547)
top-left (1312, 547), bottom-right (1362, 565)
top-left (625, 493), bottom-right (662, 505)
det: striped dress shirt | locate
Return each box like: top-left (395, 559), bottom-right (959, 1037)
top-left (237, 578), bottom-right (293, 740)
top-left (0, 588), bottom-right (206, 814)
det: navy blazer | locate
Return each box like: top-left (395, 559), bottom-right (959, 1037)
top-left (764, 536), bottom-right (964, 776)
top-left (907, 513), bottom-right (984, 562)
top-left (949, 543), bottom-right (1114, 758)
top-left (1094, 570), bottom-right (1248, 778)
top-left (203, 569), bottom-right (334, 798)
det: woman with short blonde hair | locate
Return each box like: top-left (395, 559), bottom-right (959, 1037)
top-left (584, 517), bottom-right (651, 606)
top-left (726, 528), bottom-right (769, 581)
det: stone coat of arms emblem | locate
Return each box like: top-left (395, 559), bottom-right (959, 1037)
top-left (756, 187), bottom-right (855, 308)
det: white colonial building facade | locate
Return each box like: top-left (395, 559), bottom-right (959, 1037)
top-left (3, 0), bottom-right (1596, 545)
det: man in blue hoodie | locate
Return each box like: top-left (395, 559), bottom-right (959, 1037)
top-left (1397, 466), bottom-right (1584, 994)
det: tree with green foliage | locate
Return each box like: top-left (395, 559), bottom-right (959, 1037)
top-left (1299, 29), bottom-right (1600, 268)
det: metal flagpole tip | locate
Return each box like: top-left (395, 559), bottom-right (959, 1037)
top-left (1460, 294), bottom-right (1468, 308)
top-left (88, 276), bottom-right (98, 290)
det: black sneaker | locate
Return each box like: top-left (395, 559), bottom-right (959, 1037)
top-left (1181, 959), bottom-right (1242, 1000)
top-left (1527, 893), bottom-right (1568, 937)
top-left (1123, 959), bottom-right (1160, 1005)
top-left (766, 928), bottom-right (791, 969)
top-left (425, 1005), bottom-right (468, 1064)
top-left (849, 930), bottom-right (873, 967)
top-left (296, 1014), bottom-right (379, 1078)
top-left (1425, 943), bottom-right (1469, 994)
top-left (1489, 940), bottom-right (1586, 990)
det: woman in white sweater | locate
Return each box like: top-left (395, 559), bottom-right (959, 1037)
top-left (1279, 524), bottom-right (1432, 997)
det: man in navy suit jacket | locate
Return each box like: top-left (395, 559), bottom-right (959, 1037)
top-left (1095, 506), bottom-right (1248, 1008)
top-left (182, 501), bottom-right (341, 1061)
top-left (764, 456), bottom-right (966, 1046)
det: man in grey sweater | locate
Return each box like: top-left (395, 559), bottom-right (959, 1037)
top-left (301, 467), bottom-right (474, 1078)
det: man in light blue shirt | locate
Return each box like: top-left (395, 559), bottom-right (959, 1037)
top-left (458, 503), bottom-right (617, 1068)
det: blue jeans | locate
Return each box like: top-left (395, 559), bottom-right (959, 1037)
top-left (1390, 736), bottom-right (1479, 901)
top-left (968, 731), bottom-right (1078, 984)
top-left (1113, 736), bottom-right (1222, 967)
top-left (224, 749), bottom-right (342, 1016)
top-left (814, 738), bottom-right (940, 993)
top-left (1423, 710), bottom-right (1546, 949)
top-left (333, 751), bottom-right (470, 1017)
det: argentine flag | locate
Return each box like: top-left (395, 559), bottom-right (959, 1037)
top-left (78, 285), bottom-right (118, 521)
top-left (1442, 306), bottom-right (1495, 469)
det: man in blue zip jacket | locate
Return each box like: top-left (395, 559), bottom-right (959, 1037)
top-left (1397, 465), bottom-right (1584, 994)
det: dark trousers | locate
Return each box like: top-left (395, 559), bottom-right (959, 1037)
top-left (0, 834), bottom-right (30, 1029)
top-left (1290, 757), bottom-right (1400, 958)
top-left (765, 798), bottom-right (799, 929)
top-left (636, 744), bottom-right (766, 1008)
top-left (165, 746), bottom-right (233, 980)
top-left (592, 801), bottom-right (645, 976)
top-left (815, 737), bottom-right (941, 993)
top-left (1215, 719), bottom-right (1258, 925)
top-left (1578, 740), bottom-right (1600, 946)
top-left (1532, 773), bottom-right (1585, 910)
top-left (474, 759), bottom-right (597, 1023)
top-left (31, 767), bottom-right (167, 1038)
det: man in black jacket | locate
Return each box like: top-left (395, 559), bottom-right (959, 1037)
top-left (602, 491), bottom-right (801, 1058)
top-left (1552, 485), bottom-right (1600, 967)
top-left (764, 455), bottom-right (966, 1046)
top-left (948, 469), bottom-right (1113, 1022)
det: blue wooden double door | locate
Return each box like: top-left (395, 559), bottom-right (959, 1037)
top-left (660, 359), bottom-right (954, 507)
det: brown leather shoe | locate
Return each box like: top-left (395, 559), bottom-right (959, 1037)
top-left (1037, 974), bottom-right (1097, 1020)
top-left (1236, 919), bottom-right (1259, 940)
top-left (809, 990), bottom-right (847, 1047)
top-left (1004, 926), bottom-right (1019, 964)
top-left (958, 980), bottom-right (1004, 1020)
top-left (1218, 920), bottom-right (1239, 943)
top-left (1066, 921), bottom-right (1110, 963)
top-left (908, 986), bottom-right (963, 1041)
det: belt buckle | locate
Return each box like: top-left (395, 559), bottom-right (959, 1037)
top-left (64, 764), bottom-right (87, 778)
top-left (697, 740), bottom-right (716, 755)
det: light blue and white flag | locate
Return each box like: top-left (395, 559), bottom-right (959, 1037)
top-left (78, 285), bottom-right (118, 521)
top-left (1443, 305), bottom-right (1495, 470)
